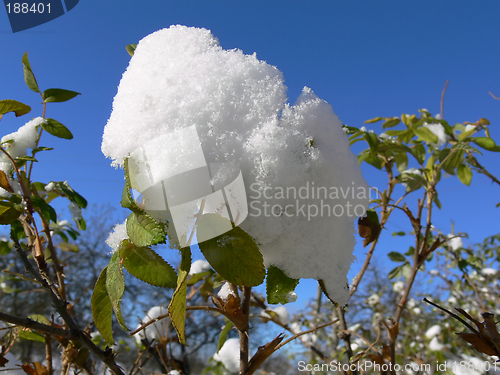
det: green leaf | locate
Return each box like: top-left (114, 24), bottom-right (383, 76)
top-left (126, 211), bottom-right (166, 247)
top-left (451, 143), bottom-right (482, 155)
top-left (459, 128), bottom-right (476, 142)
top-left (91, 267), bottom-right (114, 345)
top-left (217, 320), bottom-right (233, 353)
top-left (22, 52), bottom-right (40, 93)
top-left (198, 215), bottom-right (265, 287)
top-left (412, 144), bottom-right (426, 164)
top-left (18, 329), bottom-right (45, 343)
top-left (392, 231), bottom-right (406, 237)
top-left (363, 132), bottom-right (378, 153)
top-left (0, 99), bottom-right (31, 117)
top-left (126, 44), bottom-right (137, 56)
top-left (388, 252), bottom-right (406, 262)
top-left (266, 266), bottom-right (299, 305)
top-left (394, 152), bottom-right (408, 173)
top-left (168, 246), bottom-right (191, 345)
top-left (57, 181), bottom-right (87, 208)
top-left (382, 117), bottom-right (401, 129)
top-left (42, 119), bottom-right (73, 140)
top-left (15, 156), bottom-right (37, 162)
top-left (457, 164), bottom-right (472, 186)
top-left (106, 252), bottom-right (129, 331)
top-left (0, 201), bottom-right (22, 225)
top-left (31, 196), bottom-right (57, 223)
top-left (119, 241), bottom-right (177, 288)
top-left (0, 240), bottom-right (12, 255)
top-left (42, 89), bottom-right (81, 103)
top-left (364, 117), bottom-right (383, 124)
top-left (388, 265), bottom-right (403, 280)
top-left (121, 159), bottom-right (137, 210)
top-left (413, 127), bottom-right (438, 144)
top-left (472, 137), bottom-right (500, 151)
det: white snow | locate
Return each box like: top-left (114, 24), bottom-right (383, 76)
top-left (44, 181), bottom-right (55, 192)
top-left (481, 268), bottom-right (497, 276)
top-left (105, 219), bottom-right (128, 252)
top-left (0, 117), bottom-right (43, 197)
top-left (188, 259), bottom-right (211, 275)
top-left (102, 25), bottom-right (369, 305)
top-left (425, 324), bottom-right (441, 339)
top-left (392, 281), bottom-right (404, 293)
top-left (447, 234), bottom-right (463, 251)
top-left (424, 122), bottom-right (449, 147)
top-left (261, 306), bottom-right (290, 325)
top-left (429, 337), bottom-right (444, 351)
top-left (217, 282), bottom-right (236, 301)
top-left (134, 306), bottom-right (167, 343)
top-left (213, 338), bottom-right (240, 373)
top-left (367, 293), bottom-right (380, 306)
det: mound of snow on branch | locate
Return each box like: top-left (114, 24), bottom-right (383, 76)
top-left (102, 25), bottom-right (369, 305)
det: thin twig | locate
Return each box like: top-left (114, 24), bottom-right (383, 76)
top-left (441, 80), bottom-right (449, 120)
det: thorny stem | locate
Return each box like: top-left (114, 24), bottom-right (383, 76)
top-left (12, 241), bottom-right (125, 375)
top-left (337, 306), bottom-right (355, 375)
top-left (239, 286), bottom-right (251, 375)
top-left (45, 334), bottom-right (53, 375)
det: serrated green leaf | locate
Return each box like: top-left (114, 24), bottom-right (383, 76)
top-left (169, 246), bottom-right (191, 345)
top-left (42, 119), bottom-right (73, 140)
top-left (364, 117), bottom-right (383, 124)
top-left (29, 314), bottom-right (51, 325)
top-left (198, 215), bottom-right (265, 287)
top-left (31, 196), bottom-right (57, 223)
top-left (43, 88), bottom-right (81, 103)
top-left (0, 99), bottom-right (31, 117)
top-left (106, 252), bottom-right (129, 331)
top-left (382, 117), bottom-right (401, 129)
top-left (119, 241), bottom-right (177, 288)
top-left (266, 266), bottom-right (299, 305)
top-left (457, 164), bottom-right (472, 186)
top-left (414, 127), bottom-right (438, 144)
top-left (22, 52), bottom-right (40, 93)
top-left (121, 159), bottom-right (137, 210)
top-left (217, 320), bottom-right (233, 353)
top-left (388, 252), bottom-right (406, 262)
top-left (126, 211), bottom-right (166, 247)
top-left (126, 44), bottom-right (137, 56)
top-left (91, 267), bottom-right (114, 345)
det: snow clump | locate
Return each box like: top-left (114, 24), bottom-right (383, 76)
top-left (105, 219), bottom-right (128, 252)
top-left (213, 338), bottom-right (240, 373)
top-left (134, 306), bottom-right (167, 343)
top-left (189, 259), bottom-right (211, 275)
top-left (102, 25), bottom-right (369, 305)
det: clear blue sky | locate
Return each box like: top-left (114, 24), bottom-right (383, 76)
top-left (1, 1), bottom-right (499, 306)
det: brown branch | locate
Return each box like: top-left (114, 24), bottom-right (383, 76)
top-left (489, 91), bottom-right (500, 100)
top-left (13, 241), bottom-right (125, 375)
top-left (239, 286), bottom-right (251, 375)
top-left (441, 80), bottom-right (449, 120)
top-left (274, 319), bottom-right (339, 352)
top-left (0, 311), bottom-right (74, 339)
